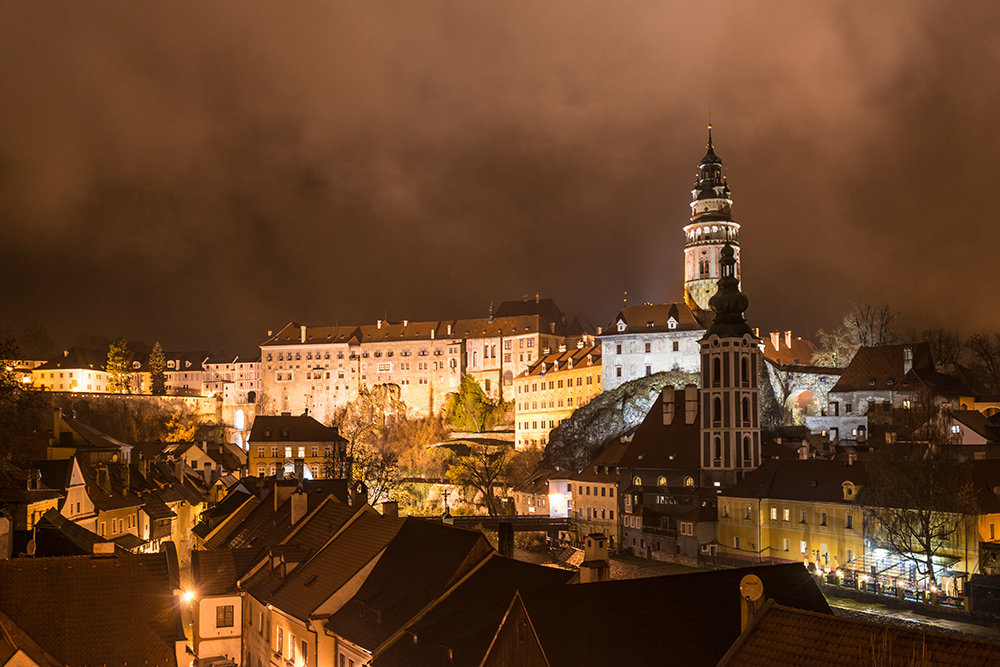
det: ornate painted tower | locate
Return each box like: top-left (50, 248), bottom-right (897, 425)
top-left (683, 125), bottom-right (740, 325)
top-left (699, 242), bottom-right (759, 488)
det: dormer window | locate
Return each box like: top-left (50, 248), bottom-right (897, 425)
top-left (887, 378), bottom-right (894, 386)
top-left (667, 317), bottom-right (678, 330)
top-left (617, 320), bottom-right (627, 332)
top-left (647, 321), bottom-right (654, 328)
top-left (167, 360), bottom-right (176, 369)
top-left (132, 361), bottom-right (141, 369)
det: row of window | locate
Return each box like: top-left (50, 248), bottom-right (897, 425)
top-left (519, 375), bottom-right (595, 393)
top-left (613, 340), bottom-right (683, 355)
top-left (518, 394), bottom-right (592, 411)
top-left (257, 446), bottom-right (331, 459)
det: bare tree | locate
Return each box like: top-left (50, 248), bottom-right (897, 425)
top-left (918, 329), bottom-right (963, 367)
top-left (966, 333), bottom-right (1000, 393)
top-left (446, 444), bottom-right (514, 516)
top-left (845, 302), bottom-right (898, 348)
top-left (860, 402), bottom-right (978, 588)
top-left (812, 326), bottom-right (856, 368)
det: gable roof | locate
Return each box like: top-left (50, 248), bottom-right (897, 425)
top-left (191, 548), bottom-right (259, 596)
top-left (257, 507), bottom-right (403, 620)
top-left (248, 415), bottom-right (345, 444)
top-left (508, 563), bottom-right (830, 667)
top-left (376, 556), bottom-right (575, 667)
top-left (761, 333), bottom-right (820, 366)
top-left (721, 458), bottom-right (866, 504)
top-left (34, 348), bottom-right (106, 372)
top-left (0, 551), bottom-right (184, 667)
top-left (324, 518), bottom-right (494, 652)
top-left (602, 302), bottom-right (704, 336)
top-left (617, 388), bottom-right (701, 471)
top-left (718, 600), bottom-right (1000, 666)
top-left (831, 343), bottom-right (933, 393)
top-left (571, 440), bottom-right (629, 483)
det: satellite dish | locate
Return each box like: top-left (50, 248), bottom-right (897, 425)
top-left (740, 574), bottom-right (763, 602)
top-left (26, 539), bottom-right (36, 556)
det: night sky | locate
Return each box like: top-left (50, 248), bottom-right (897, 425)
top-left (2, 2), bottom-right (999, 354)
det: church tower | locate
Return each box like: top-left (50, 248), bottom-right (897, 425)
top-left (699, 242), bottom-right (759, 488)
top-left (684, 125), bottom-right (740, 325)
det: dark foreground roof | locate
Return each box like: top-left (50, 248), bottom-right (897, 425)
top-left (0, 550), bottom-right (183, 667)
top-left (377, 556), bottom-right (575, 667)
top-left (507, 563), bottom-right (830, 667)
top-left (718, 601), bottom-right (1000, 666)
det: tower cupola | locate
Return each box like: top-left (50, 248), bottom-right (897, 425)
top-left (706, 242), bottom-right (752, 339)
top-left (683, 124), bottom-right (741, 324)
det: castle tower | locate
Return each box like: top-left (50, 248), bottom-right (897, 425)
top-left (699, 242), bottom-right (759, 488)
top-left (684, 125), bottom-right (740, 324)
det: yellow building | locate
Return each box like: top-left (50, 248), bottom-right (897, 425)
top-left (248, 413), bottom-right (347, 479)
top-left (513, 343), bottom-right (602, 449)
top-left (717, 459), bottom-right (866, 571)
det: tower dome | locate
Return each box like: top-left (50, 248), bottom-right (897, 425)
top-left (682, 124), bottom-right (741, 324)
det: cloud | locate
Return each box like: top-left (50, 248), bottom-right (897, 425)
top-left (1, 1), bottom-right (999, 351)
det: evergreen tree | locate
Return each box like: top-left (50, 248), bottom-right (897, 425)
top-left (106, 337), bottom-right (133, 394)
top-left (148, 342), bottom-right (166, 395)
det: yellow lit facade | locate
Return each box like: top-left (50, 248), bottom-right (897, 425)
top-left (513, 343), bottom-right (602, 449)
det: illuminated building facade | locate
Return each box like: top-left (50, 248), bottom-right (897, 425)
top-left (247, 414), bottom-right (348, 479)
top-left (599, 302), bottom-right (703, 392)
top-left (699, 242), bottom-right (761, 487)
top-left (684, 125), bottom-right (741, 321)
top-left (513, 342), bottom-right (602, 449)
top-left (259, 298), bottom-right (594, 423)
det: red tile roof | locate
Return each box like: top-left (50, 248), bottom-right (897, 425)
top-left (0, 551), bottom-right (184, 667)
top-left (719, 601), bottom-right (1000, 666)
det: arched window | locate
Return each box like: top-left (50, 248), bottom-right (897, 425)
top-left (713, 397), bottom-right (722, 423)
top-left (740, 357), bottom-right (749, 385)
top-left (683, 476), bottom-right (694, 487)
top-left (247, 390), bottom-right (257, 403)
top-left (633, 476), bottom-right (642, 487)
top-left (712, 357), bottom-right (721, 386)
top-left (743, 437), bottom-right (752, 464)
top-left (713, 437), bottom-right (722, 464)
top-left (657, 476), bottom-right (667, 487)
top-left (742, 397), bottom-right (750, 424)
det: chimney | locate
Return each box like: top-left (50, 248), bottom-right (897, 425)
top-left (662, 387), bottom-right (676, 425)
top-left (684, 384), bottom-right (698, 424)
top-left (799, 443), bottom-right (809, 460)
top-left (577, 339), bottom-right (584, 348)
top-left (498, 522), bottom-right (514, 558)
top-left (377, 319), bottom-right (382, 329)
top-left (350, 480), bottom-right (368, 507)
top-left (174, 458), bottom-right (184, 483)
top-left (293, 458), bottom-right (305, 480)
top-left (580, 533), bottom-right (611, 583)
top-left (784, 331), bottom-right (792, 349)
top-left (597, 326), bottom-right (603, 335)
top-left (93, 542), bottom-right (116, 557)
top-left (903, 346), bottom-right (914, 375)
top-left (122, 463), bottom-right (130, 491)
top-left (27, 469), bottom-right (40, 490)
top-left (403, 319), bottom-right (409, 327)
top-left (381, 501), bottom-right (399, 518)
top-left (64, 350), bottom-right (69, 357)
top-left (300, 325), bottom-right (306, 343)
top-left (96, 466), bottom-right (111, 495)
top-left (535, 293), bottom-right (540, 303)
top-left (273, 480), bottom-right (296, 510)
top-left (558, 344), bottom-right (566, 353)
top-left (447, 323), bottom-right (452, 336)
top-left (430, 329), bottom-right (435, 340)
top-left (267, 330), bottom-right (273, 337)
top-left (550, 322), bottom-right (555, 334)
top-left (290, 487), bottom-right (308, 525)
top-left (770, 332), bottom-right (780, 350)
